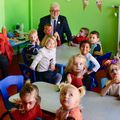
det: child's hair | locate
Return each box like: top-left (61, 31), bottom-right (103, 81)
top-left (20, 83), bottom-right (41, 104)
top-left (80, 27), bottom-right (89, 36)
top-left (65, 54), bottom-right (86, 73)
top-left (79, 40), bottom-right (91, 48)
top-left (108, 63), bottom-right (120, 73)
top-left (44, 24), bottom-right (52, 29)
top-left (41, 35), bottom-right (57, 47)
top-left (28, 29), bottom-right (37, 40)
top-left (90, 31), bottom-right (100, 38)
top-left (60, 83), bottom-right (85, 99)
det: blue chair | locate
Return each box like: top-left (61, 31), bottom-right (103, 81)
top-left (19, 63), bottom-right (36, 82)
top-left (101, 77), bottom-right (108, 88)
top-left (0, 75), bottom-right (24, 109)
top-left (0, 75), bottom-right (24, 119)
top-left (55, 63), bottom-right (66, 75)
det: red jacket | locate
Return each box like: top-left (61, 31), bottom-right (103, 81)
top-left (0, 33), bottom-right (14, 64)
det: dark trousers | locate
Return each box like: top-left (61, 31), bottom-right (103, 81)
top-left (0, 55), bottom-right (9, 79)
top-left (36, 70), bottom-right (62, 84)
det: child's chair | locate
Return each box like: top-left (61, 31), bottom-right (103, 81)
top-left (0, 75), bottom-right (24, 119)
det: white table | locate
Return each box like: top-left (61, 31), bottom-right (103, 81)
top-left (56, 44), bottom-right (80, 65)
top-left (9, 82), bottom-right (120, 120)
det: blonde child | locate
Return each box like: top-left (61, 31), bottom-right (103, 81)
top-left (64, 54), bottom-right (87, 88)
top-left (11, 83), bottom-right (43, 120)
top-left (101, 63), bottom-right (120, 98)
top-left (89, 30), bottom-right (103, 59)
top-left (73, 27), bottom-right (89, 44)
top-left (25, 29), bottom-right (41, 65)
top-left (42, 24), bottom-right (61, 46)
top-left (30, 35), bottom-right (62, 84)
top-left (55, 83), bottom-right (85, 120)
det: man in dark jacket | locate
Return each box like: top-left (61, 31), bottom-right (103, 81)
top-left (38, 2), bottom-right (74, 46)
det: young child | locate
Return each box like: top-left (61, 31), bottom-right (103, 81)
top-left (0, 27), bottom-right (14, 79)
top-left (73, 27), bottom-right (89, 44)
top-left (11, 83), bottom-right (43, 120)
top-left (25, 29), bottom-right (41, 65)
top-left (89, 30), bottom-right (103, 59)
top-left (30, 35), bottom-right (62, 84)
top-left (80, 40), bottom-right (100, 75)
top-left (79, 40), bottom-right (100, 89)
top-left (42, 24), bottom-right (61, 46)
top-left (64, 54), bottom-right (87, 88)
top-left (55, 83), bottom-right (85, 120)
top-left (101, 63), bottom-right (120, 98)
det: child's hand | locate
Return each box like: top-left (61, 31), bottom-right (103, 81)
top-left (54, 32), bottom-right (59, 38)
top-left (30, 66), bottom-right (34, 70)
top-left (68, 41), bottom-right (77, 47)
top-left (36, 38), bottom-right (40, 45)
top-left (111, 79), bottom-right (120, 84)
top-left (104, 60), bottom-right (111, 66)
top-left (76, 33), bottom-right (80, 37)
top-left (13, 98), bottom-right (22, 105)
top-left (50, 64), bottom-right (55, 71)
top-left (67, 74), bottom-right (72, 83)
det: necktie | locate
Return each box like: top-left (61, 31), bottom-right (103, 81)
top-left (53, 20), bottom-right (56, 34)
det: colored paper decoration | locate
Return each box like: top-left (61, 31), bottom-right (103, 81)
top-left (82, 0), bottom-right (89, 10)
top-left (96, 0), bottom-right (102, 12)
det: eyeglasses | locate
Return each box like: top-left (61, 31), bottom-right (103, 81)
top-left (50, 10), bottom-right (60, 13)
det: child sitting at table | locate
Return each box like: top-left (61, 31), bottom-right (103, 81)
top-left (55, 83), bottom-right (85, 120)
top-left (89, 30), bottom-right (103, 59)
top-left (30, 35), bottom-right (62, 84)
top-left (79, 40), bottom-right (100, 89)
top-left (42, 24), bottom-right (61, 46)
top-left (24, 29), bottom-right (41, 65)
top-left (11, 83), bottom-right (43, 120)
top-left (101, 63), bottom-right (120, 98)
top-left (64, 54), bottom-right (87, 88)
top-left (73, 27), bottom-right (89, 44)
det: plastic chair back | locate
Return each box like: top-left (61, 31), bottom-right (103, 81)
top-left (101, 77), bottom-right (108, 88)
top-left (19, 63), bottom-right (36, 82)
top-left (0, 75), bottom-right (24, 110)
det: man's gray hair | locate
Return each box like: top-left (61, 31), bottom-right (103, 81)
top-left (50, 2), bottom-right (60, 10)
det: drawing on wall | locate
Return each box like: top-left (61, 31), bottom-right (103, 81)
top-left (82, 0), bottom-right (102, 12)
top-left (82, 0), bottom-right (89, 10)
top-left (96, 0), bottom-right (102, 12)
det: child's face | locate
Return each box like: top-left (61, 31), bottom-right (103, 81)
top-left (79, 29), bottom-right (87, 37)
top-left (44, 26), bottom-right (52, 35)
top-left (21, 91), bottom-right (37, 112)
top-left (60, 87), bottom-right (79, 110)
top-left (30, 32), bottom-right (38, 43)
top-left (89, 34), bottom-right (99, 44)
top-left (80, 43), bottom-right (90, 55)
top-left (46, 38), bottom-right (56, 49)
top-left (109, 65), bottom-right (120, 80)
top-left (72, 57), bottom-right (85, 73)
